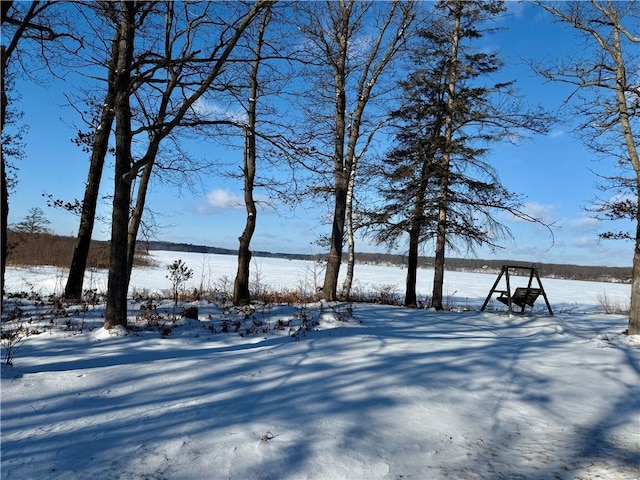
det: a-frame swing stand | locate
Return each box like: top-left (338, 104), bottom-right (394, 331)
top-left (480, 265), bottom-right (553, 315)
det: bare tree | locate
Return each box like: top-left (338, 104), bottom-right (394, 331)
top-left (103, 1), bottom-right (268, 329)
top-left (12, 206), bottom-right (51, 234)
top-left (232, 9), bottom-right (272, 307)
top-left (104, 0), bottom-right (137, 329)
top-left (167, 3), bottom-right (297, 307)
top-left (64, 5), bottom-right (120, 300)
top-left (533, 0), bottom-right (640, 334)
top-left (295, 0), bottom-right (416, 301)
top-left (1, 1), bottom-right (66, 296)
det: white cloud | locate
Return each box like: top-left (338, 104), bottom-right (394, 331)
top-left (197, 189), bottom-right (244, 214)
top-left (196, 188), bottom-right (277, 215)
top-left (192, 99), bottom-right (247, 125)
top-left (571, 235), bottom-right (599, 248)
top-left (207, 189), bottom-right (243, 208)
top-left (567, 216), bottom-right (599, 234)
top-left (512, 202), bottom-right (556, 224)
top-left (608, 192), bottom-right (635, 204)
top-left (549, 129), bottom-right (565, 138)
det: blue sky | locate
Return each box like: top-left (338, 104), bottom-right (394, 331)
top-left (4, 1), bottom-right (635, 268)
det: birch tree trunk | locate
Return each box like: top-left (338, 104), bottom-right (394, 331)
top-left (340, 159), bottom-right (357, 299)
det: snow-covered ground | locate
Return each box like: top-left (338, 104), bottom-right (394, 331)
top-left (4, 250), bottom-right (632, 312)
top-left (2, 251), bottom-right (639, 479)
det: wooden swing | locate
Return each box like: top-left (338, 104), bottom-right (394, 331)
top-left (480, 265), bottom-right (553, 315)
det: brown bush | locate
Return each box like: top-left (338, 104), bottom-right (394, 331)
top-left (253, 288), bottom-right (322, 305)
top-left (6, 231), bottom-right (152, 269)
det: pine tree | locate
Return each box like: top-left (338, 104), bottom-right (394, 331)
top-left (367, 0), bottom-right (550, 308)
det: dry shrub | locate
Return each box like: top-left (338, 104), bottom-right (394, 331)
top-left (345, 283), bottom-right (402, 305)
top-left (597, 291), bottom-right (630, 315)
top-left (254, 288), bottom-right (321, 305)
top-left (7, 231), bottom-right (152, 269)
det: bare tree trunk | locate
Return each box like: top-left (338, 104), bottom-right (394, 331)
top-left (104, 0), bottom-right (135, 330)
top-left (65, 31), bottom-right (119, 299)
top-left (234, 126), bottom-right (257, 306)
top-left (631, 189), bottom-right (640, 334)
top-left (432, 207), bottom-right (447, 309)
top-left (609, 10), bottom-right (640, 335)
top-left (322, 18), bottom-right (349, 302)
top-left (1, 45), bottom-right (7, 298)
top-left (2, 2), bottom-right (20, 297)
top-left (318, 1), bottom-right (414, 302)
top-left (340, 159), bottom-right (357, 299)
top-left (432, 1), bottom-right (461, 311)
top-left (324, 175), bottom-right (348, 301)
top-left (100, 2), bottom-right (266, 329)
top-left (125, 158), bottom-right (154, 294)
top-left (233, 8), bottom-right (269, 307)
top-left (2, 2), bottom-right (18, 298)
top-left (405, 224), bottom-right (420, 308)
top-left (535, 1), bottom-right (640, 333)
top-left (1, 143), bottom-right (7, 299)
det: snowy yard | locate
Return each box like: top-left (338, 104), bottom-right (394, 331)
top-left (1, 251), bottom-right (639, 479)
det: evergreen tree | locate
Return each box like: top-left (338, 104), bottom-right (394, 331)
top-left (367, 0), bottom-right (550, 308)
top-left (13, 207), bottom-right (51, 234)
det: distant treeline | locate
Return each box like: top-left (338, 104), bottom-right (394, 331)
top-left (7, 231), bottom-right (151, 269)
top-left (143, 240), bottom-right (632, 284)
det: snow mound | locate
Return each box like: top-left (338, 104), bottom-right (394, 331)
top-left (624, 333), bottom-right (640, 346)
top-left (92, 325), bottom-right (128, 339)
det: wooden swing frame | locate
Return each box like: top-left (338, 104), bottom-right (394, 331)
top-left (480, 265), bottom-right (553, 315)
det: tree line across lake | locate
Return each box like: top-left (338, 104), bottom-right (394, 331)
top-left (144, 240), bottom-right (632, 285)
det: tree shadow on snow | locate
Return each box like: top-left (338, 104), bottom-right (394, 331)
top-left (1, 303), bottom-right (638, 479)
